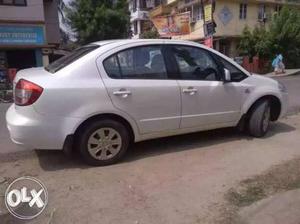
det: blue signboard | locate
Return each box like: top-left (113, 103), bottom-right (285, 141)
top-left (0, 25), bottom-right (45, 45)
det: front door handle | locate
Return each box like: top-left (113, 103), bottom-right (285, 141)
top-left (182, 87), bottom-right (197, 95)
top-left (113, 89), bottom-right (132, 98)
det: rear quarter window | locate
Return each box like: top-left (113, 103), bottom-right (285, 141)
top-left (45, 45), bottom-right (99, 73)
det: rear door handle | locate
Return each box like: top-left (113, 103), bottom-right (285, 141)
top-left (182, 87), bottom-right (197, 95)
top-left (113, 89), bottom-right (131, 98)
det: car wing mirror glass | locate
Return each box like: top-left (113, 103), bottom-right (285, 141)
top-left (224, 68), bottom-right (231, 82)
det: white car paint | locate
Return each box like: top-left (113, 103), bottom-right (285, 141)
top-left (6, 39), bottom-right (288, 150)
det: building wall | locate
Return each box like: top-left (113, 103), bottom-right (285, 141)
top-left (0, 0), bottom-right (60, 69)
top-left (129, 0), bottom-right (154, 39)
top-left (44, 0), bottom-right (60, 45)
top-left (214, 0), bottom-right (273, 38)
top-left (150, 0), bottom-right (300, 57)
top-left (0, 0), bottom-right (44, 22)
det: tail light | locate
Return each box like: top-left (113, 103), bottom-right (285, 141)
top-left (14, 79), bottom-right (43, 106)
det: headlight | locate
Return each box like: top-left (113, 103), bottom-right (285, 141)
top-left (278, 81), bottom-right (287, 93)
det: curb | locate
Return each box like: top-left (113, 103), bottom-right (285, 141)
top-left (265, 70), bottom-right (300, 78)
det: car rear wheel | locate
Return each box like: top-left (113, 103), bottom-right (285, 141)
top-left (248, 99), bottom-right (271, 137)
top-left (78, 119), bottom-right (130, 166)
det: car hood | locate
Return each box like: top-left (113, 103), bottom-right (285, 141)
top-left (243, 74), bottom-right (279, 88)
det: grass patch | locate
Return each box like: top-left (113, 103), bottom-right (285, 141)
top-left (217, 158), bottom-right (300, 224)
top-left (226, 158), bottom-right (300, 208)
top-left (226, 186), bottom-right (266, 207)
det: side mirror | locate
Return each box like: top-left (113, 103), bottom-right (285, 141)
top-left (224, 68), bottom-right (231, 82)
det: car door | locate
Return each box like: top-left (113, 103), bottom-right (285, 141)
top-left (99, 44), bottom-right (181, 134)
top-left (168, 45), bottom-right (248, 129)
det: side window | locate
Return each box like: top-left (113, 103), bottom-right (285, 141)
top-left (171, 45), bottom-right (221, 81)
top-left (217, 56), bottom-right (248, 82)
top-left (103, 45), bottom-right (168, 79)
top-left (103, 55), bottom-right (121, 79)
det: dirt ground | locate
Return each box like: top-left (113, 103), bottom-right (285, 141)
top-left (1, 114), bottom-right (300, 224)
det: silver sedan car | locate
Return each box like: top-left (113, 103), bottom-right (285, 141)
top-left (6, 39), bottom-right (288, 165)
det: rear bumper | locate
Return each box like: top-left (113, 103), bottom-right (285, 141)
top-left (6, 105), bottom-right (81, 150)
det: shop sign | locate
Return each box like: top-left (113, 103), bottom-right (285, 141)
top-left (204, 4), bottom-right (213, 23)
top-left (0, 26), bottom-right (45, 45)
top-left (204, 22), bottom-right (215, 37)
top-left (151, 12), bottom-right (191, 37)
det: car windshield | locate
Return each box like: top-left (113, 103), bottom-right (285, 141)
top-left (45, 45), bottom-right (99, 73)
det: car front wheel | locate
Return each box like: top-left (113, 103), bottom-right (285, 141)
top-left (77, 119), bottom-right (130, 166)
top-left (248, 99), bottom-right (271, 137)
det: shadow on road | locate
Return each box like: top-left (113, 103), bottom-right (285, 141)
top-left (35, 121), bottom-right (296, 171)
top-left (125, 121), bottom-right (295, 163)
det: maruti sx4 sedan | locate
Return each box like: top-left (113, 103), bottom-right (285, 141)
top-left (6, 39), bottom-right (288, 166)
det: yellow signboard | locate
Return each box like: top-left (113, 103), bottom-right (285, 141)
top-left (204, 4), bottom-right (212, 23)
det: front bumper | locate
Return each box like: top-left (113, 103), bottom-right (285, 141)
top-left (6, 105), bottom-right (81, 150)
top-left (279, 92), bottom-right (289, 118)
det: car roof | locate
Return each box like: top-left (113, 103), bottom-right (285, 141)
top-left (91, 39), bottom-right (195, 46)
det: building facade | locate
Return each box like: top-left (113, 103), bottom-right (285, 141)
top-left (129, 0), bottom-right (161, 38)
top-left (0, 0), bottom-right (60, 76)
top-left (149, 0), bottom-right (300, 57)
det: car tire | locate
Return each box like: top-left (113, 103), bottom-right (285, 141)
top-left (248, 99), bottom-right (271, 137)
top-left (77, 119), bottom-right (130, 166)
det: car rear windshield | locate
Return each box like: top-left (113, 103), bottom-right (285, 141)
top-left (45, 45), bottom-right (99, 73)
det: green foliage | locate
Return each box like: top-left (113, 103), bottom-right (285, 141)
top-left (239, 26), bottom-right (271, 60)
top-left (239, 6), bottom-right (300, 68)
top-left (66, 0), bottom-right (130, 44)
top-left (269, 6), bottom-right (300, 68)
top-left (140, 27), bottom-right (160, 39)
top-left (238, 26), bottom-right (257, 59)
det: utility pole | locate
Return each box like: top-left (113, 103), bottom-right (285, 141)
top-left (202, 0), bottom-right (215, 48)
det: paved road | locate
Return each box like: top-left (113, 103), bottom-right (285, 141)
top-left (0, 103), bottom-right (24, 154)
top-left (0, 74), bottom-right (300, 154)
top-left (1, 104), bottom-right (300, 224)
top-left (0, 74), bottom-right (300, 223)
top-left (274, 75), bottom-right (300, 114)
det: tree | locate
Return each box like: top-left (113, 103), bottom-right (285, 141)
top-left (238, 26), bottom-right (257, 61)
top-left (140, 27), bottom-right (160, 39)
top-left (268, 6), bottom-right (300, 68)
top-left (66, 0), bottom-right (130, 44)
top-left (57, 0), bottom-right (66, 23)
top-left (239, 6), bottom-right (300, 68)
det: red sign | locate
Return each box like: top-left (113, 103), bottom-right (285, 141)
top-left (204, 36), bottom-right (213, 48)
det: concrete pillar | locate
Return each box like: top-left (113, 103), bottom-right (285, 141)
top-left (42, 55), bottom-right (49, 67)
top-left (215, 39), bottom-right (220, 52)
top-left (137, 20), bottom-right (141, 36)
top-left (34, 49), bottom-right (43, 67)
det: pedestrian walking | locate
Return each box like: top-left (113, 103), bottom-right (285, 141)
top-left (272, 54), bottom-right (285, 74)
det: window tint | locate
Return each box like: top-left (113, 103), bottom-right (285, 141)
top-left (171, 46), bottom-right (220, 81)
top-left (217, 56), bottom-right (248, 82)
top-left (103, 55), bottom-right (121, 79)
top-left (103, 46), bottom-right (167, 79)
top-left (45, 45), bottom-right (99, 73)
